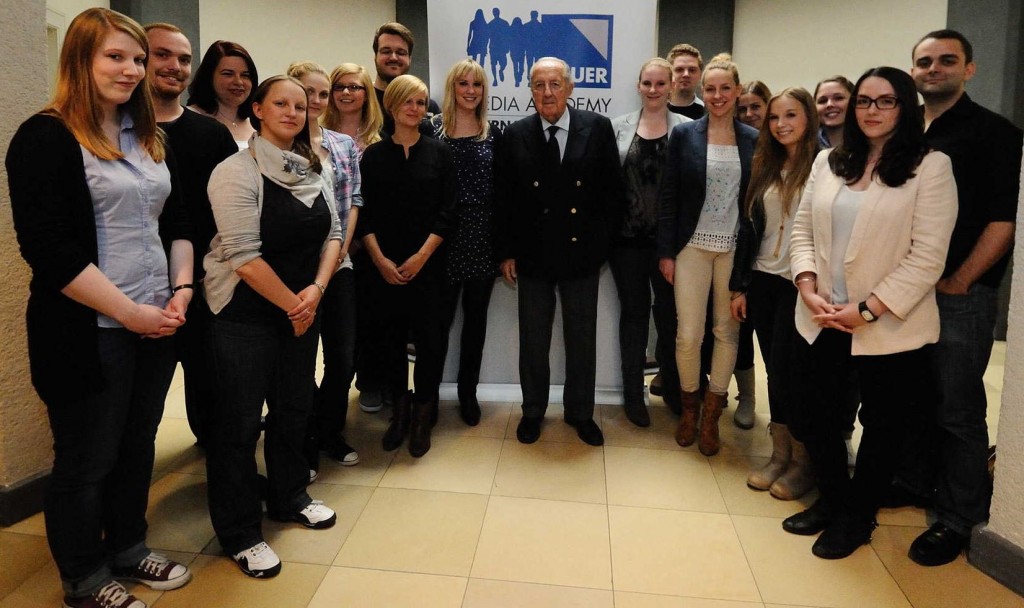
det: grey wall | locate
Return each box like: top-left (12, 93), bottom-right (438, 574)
top-left (657, 0), bottom-right (735, 61)
top-left (112, 0), bottom-right (200, 61)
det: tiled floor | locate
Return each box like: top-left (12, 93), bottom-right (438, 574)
top-left (1, 343), bottom-right (1021, 607)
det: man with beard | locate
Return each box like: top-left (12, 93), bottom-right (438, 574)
top-left (371, 22), bottom-right (440, 134)
top-left (145, 23), bottom-right (238, 446)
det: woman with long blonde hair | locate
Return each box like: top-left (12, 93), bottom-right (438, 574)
top-left (431, 59), bottom-right (498, 425)
top-left (6, 7), bottom-right (194, 606)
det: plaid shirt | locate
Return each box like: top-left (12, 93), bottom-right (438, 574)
top-left (321, 128), bottom-right (363, 241)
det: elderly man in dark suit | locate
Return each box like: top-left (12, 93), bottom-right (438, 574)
top-left (496, 56), bottom-right (625, 446)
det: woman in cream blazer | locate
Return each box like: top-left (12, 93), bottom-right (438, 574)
top-left (607, 58), bottom-right (689, 427)
top-left (782, 67), bottom-right (957, 560)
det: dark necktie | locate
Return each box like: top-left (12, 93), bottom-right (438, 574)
top-left (546, 125), bottom-right (561, 167)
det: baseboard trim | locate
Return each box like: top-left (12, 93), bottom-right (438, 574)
top-left (970, 524), bottom-right (1024, 597)
top-left (0, 471), bottom-right (48, 526)
top-left (439, 383), bottom-right (631, 405)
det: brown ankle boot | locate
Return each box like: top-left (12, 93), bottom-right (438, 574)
top-left (698, 391), bottom-right (727, 456)
top-left (770, 436), bottom-right (815, 500)
top-left (382, 391), bottom-right (411, 451)
top-left (747, 422), bottom-right (792, 490)
top-left (675, 390), bottom-right (702, 447)
top-left (408, 397), bottom-right (436, 458)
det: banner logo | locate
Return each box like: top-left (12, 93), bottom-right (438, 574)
top-left (465, 9), bottom-right (613, 89)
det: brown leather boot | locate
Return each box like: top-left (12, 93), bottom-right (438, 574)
top-left (747, 422), bottom-right (792, 490)
top-left (675, 390), bottom-right (702, 447)
top-left (770, 436), bottom-right (815, 500)
top-left (698, 391), bottom-right (727, 456)
top-left (381, 391), bottom-right (411, 451)
top-left (408, 397), bottom-right (436, 458)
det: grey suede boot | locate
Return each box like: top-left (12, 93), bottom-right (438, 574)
top-left (732, 367), bottom-right (756, 429)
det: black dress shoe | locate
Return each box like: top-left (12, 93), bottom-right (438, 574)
top-left (909, 523), bottom-right (968, 566)
top-left (782, 499), bottom-right (834, 536)
top-left (458, 394), bottom-right (482, 427)
top-left (516, 416), bottom-right (542, 444)
top-left (569, 419), bottom-right (604, 446)
top-left (623, 402), bottom-right (651, 427)
top-left (812, 517), bottom-right (876, 559)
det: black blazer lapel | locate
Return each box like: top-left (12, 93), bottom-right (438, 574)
top-left (563, 108), bottom-right (591, 168)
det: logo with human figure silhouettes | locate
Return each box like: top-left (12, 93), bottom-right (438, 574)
top-left (466, 8), bottom-right (613, 89)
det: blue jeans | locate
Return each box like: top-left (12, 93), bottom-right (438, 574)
top-left (930, 284), bottom-right (997, 535)
top-left (206, 317), bottom-right (318, 554)
top-left (45, 329), bottom-right (175, 597)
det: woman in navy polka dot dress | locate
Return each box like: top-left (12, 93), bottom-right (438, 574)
top-left (432, 59), bottom-right (500, 426)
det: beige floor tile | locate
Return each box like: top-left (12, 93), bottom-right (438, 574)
top-left (608, 505), bottom-right (760, 602)
top-left (731, 514), bottom-right (911, 608)
top-left (463, 578), bottom-right (614, 607)
top-left (152, 554), bottom-right (327, 608)
top-left (334, 487), bottom-right (487, 576)
top-left (433, 401), bottom-right (513, 439)
top-left (144, 473), bottom-right (216, 554)
top-left (471, 495), bottom-right (612, 589)
top-left (715, 416), bottom-right (773, 458)
top-left (605, 446), bottom-right (727, 513)
top-left (506, 403), bottom-right (600, 444)
top-left (202, 484), bottom-right (373, 566)
top-left (491, 440), bottom-right (606, 503)
top-left (379, 436), bottom-right (502, 494)
top-left (871, 525), bottom-right (1024, 608)
top-left (0, 532), bottom-right (51, 600)
top-left (599, 404), bottom-right (682, 451)
top-left (153, 417), bottom-right (205, 474)
top-left (615, 591), bottom-right (766, 607)
top-left (307, 567), bottom-right (466, 608)
top-left (710, 455), bottom-right (817, 518)
top-left (314, 434), bottom-right (396, 488)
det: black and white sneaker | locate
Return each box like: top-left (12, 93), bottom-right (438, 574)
top-left (271, 502), bottom-right (337, 529)
top-left (232, 542), bottom-right (281, 578)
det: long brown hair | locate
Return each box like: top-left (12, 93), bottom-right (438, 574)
top-left (45, 8), bottom-right (164, 161)
top-left (744, 87), bottom-right (819, 218)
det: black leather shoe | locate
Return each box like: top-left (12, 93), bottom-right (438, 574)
top-left (458, 394), bottom-right (482, 427)
top-left (569, 419), bottom-right (604, 446)
top-left (909, 523), bottom-right (968, 566)
top-left (812, 517), bottom-right (876, 559)
top-left (782, 500), bottom-right (834, 536)
top-left (623, 402), bottom-right (651, 427)
top-left (649, 373), bottom-right (664, 396)
top-left (516, 416), bottom-right (542, 444)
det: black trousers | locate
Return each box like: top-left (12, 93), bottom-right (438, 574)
top-left (517, 271), bottom-right (599, 422)
top-left (746, 271), bottom-right (798, 424)
top-left (790, 329), bottom-right (928, 522)
top-left (443, 276), bottom-right (496, 395)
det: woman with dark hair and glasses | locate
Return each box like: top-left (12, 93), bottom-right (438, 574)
top-left (781, 67), bottom-right (957, 560)
top-left (187, 40), bottom-right (259, 147)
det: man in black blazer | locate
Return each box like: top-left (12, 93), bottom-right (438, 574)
top-left (495, 57), bottom-right (625, 446)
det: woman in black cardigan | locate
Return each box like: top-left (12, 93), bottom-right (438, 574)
top-left (6, 8), bottom-right (193, 607)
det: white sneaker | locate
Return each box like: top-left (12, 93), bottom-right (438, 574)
top-left (359, 390), bottom-right (383, 413)
top-left (283, 502), bottom-right (337, 529)
top-left (308, 469), bottom-right (318, 484)
top-left (232, 542), bottom-right (281, 579)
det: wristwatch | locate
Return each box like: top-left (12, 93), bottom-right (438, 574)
top-left (858, 300), bottom-right (879, 323)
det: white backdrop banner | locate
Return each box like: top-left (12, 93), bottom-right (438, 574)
top-left (427, 1), bottom-right (657, 129)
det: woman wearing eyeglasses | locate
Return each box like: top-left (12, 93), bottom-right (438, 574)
top-left (322, 63), bottom-right (383, 156)
top-left (781, 67), bottom-right (957, 560)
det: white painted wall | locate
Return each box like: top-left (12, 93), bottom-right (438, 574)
top-left (199, 0), bottom-right (394, 84)
top-left (733, 0), bottom-right (946, 95)
top-left (989, 151), bottom-right (1024, 547)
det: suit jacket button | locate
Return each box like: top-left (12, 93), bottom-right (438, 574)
top-left (570, 208), bottom-right (577, 214)
top-left (571, 237), bottom-right (578, 242)
top-left (533, 181), bottom-right (539, 187)
top-left (576, 180), bottom-right (582, 186)
top-left (543, 208), bottom-right (549, 214)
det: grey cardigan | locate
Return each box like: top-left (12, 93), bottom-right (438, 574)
top-left (203, 149), bottom-right (342, 313)
top-left (610, 108), bottom-right (689, 166)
